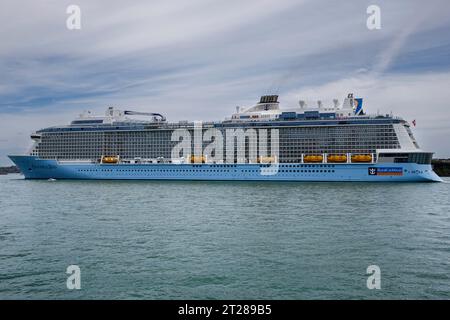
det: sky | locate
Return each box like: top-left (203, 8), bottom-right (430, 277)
top-left (1, 0), bottom-right (450, 165)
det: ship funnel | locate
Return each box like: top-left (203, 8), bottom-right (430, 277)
top-left (259, 95), bottom-right (278, 103)
top-left (317, 100), bottom-right (323, 109)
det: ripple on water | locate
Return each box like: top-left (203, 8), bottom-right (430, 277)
top-left (0, 174), bottom-right (449, 299)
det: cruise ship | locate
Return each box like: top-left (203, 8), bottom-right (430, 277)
top-left (9, 94), bottom-right (442, 182)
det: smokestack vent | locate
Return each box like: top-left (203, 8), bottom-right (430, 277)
top-left (259, 95), bottom-right (279, 103)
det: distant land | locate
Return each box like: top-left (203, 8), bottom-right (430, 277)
top-left (432, 159), bottom-right (450, 177)
top-left (0, 166), bottom-right (20, 175)
top-left (1, 160), bottom-right (450, 177)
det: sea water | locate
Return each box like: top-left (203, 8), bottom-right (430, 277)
top-left (0, 174), bottom-right (449, 299)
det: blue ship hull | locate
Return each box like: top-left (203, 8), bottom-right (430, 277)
top-left (9, 155), bottom-right (442, 182)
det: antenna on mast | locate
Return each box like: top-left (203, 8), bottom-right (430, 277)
top-left (299, 100), bottom-right (305, 109)
top-left (333, 99), bottom-right (339, 109)
top-left (317, 100), bottom-right (323, 109)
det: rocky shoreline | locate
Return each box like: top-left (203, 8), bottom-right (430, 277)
top-left (1, 160), bottom-right (450, 176)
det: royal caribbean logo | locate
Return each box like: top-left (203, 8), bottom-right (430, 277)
top-left (368, 167), bottom-right (403, 176)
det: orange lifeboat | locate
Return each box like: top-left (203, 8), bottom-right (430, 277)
top-left (257, 156), bottom-right (277, 163)
top-left (303, 155), bottom-right (323, 163)
top-left (351, 154), bottom-right (372, 163)
top-left (327, 154), bottom-right (347, 163)
top-left (101, 155), bottom-right (119, 164)
top-left (190, 155), bottom-right (206, 163)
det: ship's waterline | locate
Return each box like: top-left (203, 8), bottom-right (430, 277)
top-left (8, 94), bottom-right (441, 181)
